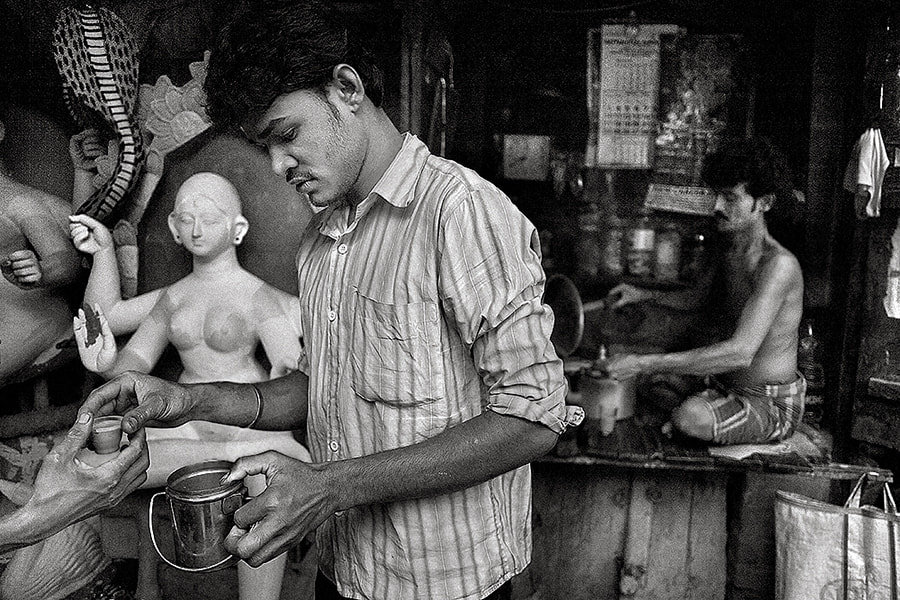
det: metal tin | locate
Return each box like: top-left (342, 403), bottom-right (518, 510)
top-left (626, 219), bottom-right (655, 277)
top-left (654, 228), bottom-right (682, 282)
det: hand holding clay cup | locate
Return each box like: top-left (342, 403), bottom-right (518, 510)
top-left (91, 415), bottom-right (124, 454)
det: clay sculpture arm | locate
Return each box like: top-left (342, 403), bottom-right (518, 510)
top-left (73, 303), bottom-right (118, 374)
top-left (254, 286), bottom-right (304, 378)
top-left (69, 214), bottom-right (162, 334)
top-left (3, 196), bottom-right (82, 290)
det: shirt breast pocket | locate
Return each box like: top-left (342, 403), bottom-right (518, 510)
top-left (348, 291), bottom-right (444, 406)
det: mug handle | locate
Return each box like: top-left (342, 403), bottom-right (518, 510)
top-left (148, 491), bottom-right (238, 573)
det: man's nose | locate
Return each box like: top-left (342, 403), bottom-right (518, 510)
top-left (270, 147), bottom-right (296, 177)
top-left (714, 194), bottom-right (727, 213)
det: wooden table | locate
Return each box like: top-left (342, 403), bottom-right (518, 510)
top-left (512, 416), bottom-right (892, 600)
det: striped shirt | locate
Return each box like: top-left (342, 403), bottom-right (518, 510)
top-left (296, 134), bottom-right (582, 600)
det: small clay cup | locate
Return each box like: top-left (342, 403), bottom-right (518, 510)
top-left (92, 415), bottom-right (124, 454)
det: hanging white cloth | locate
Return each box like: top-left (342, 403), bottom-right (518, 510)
top-left (843, 127), bottom-right (890, 219)
top-left (884, 215), bottom-right (900, 318)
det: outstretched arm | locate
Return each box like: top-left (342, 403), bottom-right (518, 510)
top-left (605, 263), bottom-right (716, 312)
top-left (0, 413), bottom-right (148, 553)
top-left (606, 253), bottom-right (801, 378)
top-left (69, 214), bottom-right (162, 334)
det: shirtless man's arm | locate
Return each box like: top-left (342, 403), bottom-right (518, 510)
top-left (605, 246), bottom-right (802, 383)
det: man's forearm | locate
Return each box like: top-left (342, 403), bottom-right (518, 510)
top-left (325, 410), bottom-right (559, 511)
top-left (187, 370), bottom-right (310, 431)
top-left (0, 497), bottom-right (81, 553)
top-left (637, 340), bottom-right (751, 376)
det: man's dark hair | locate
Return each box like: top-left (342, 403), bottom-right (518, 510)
top-left (204, 0), bottom-right (384, 131)
top-left (701, 136), bottom-right (792, 202)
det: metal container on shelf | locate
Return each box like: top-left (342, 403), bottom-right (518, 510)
top-left (654, 225), bottom-right (682, 282)
top-left (600, 215), bottom-right (624, 276)
top-left (625, 212), bottom-right (656, 277)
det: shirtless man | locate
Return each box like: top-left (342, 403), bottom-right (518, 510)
top-left (605, 137), bottom-right (805, 445)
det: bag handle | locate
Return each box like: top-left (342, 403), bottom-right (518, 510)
top-left (844, 471), bottom-right (897, 513)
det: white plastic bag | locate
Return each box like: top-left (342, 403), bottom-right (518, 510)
top-left (775, 472), bottom-right (900, 600)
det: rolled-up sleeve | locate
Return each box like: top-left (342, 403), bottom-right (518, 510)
top-left (438, 185), bottom-right (584, 434)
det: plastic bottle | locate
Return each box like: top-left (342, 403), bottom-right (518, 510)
top-left (798, 318), bottom-right (825, 426)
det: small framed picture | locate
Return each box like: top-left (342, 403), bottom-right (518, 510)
top-left (502, 134), bottom-right (551, 181)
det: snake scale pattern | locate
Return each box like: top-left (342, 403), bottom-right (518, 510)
top-left (52, 4), bottom-right (144, 224)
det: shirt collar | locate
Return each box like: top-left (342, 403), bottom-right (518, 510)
top-left (315, 133), bottom-right (430, 238)
top-left (368, 132), bottom-right (429, 208)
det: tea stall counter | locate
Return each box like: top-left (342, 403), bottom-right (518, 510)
top-left (514, 417), bottom-right (892, 600)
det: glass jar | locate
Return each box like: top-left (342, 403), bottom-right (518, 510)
top-left (654, 226), bottom-right (682, 282)
top-left (625, 212), bottom-right (655, 277)
top-left (600, 215), bottom-right (624, 276)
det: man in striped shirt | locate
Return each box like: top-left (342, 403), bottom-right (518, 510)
top-left (79, 1), bottom-right (583, 599)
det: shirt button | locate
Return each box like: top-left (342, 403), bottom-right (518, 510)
top-left (329, 441), bottom-right (339, 452)
top-left (337, 243), bottom-right (348, 254)
top-left (328, 310), bottom-right (336, 322)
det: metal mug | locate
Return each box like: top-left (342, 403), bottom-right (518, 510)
top-left (149, 460), bottom-right (247, 572)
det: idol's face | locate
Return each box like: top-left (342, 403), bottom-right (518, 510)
top-left (170, 193), bottom-right (234, 258)
top-left (246, 86), bottom-right (367, 210)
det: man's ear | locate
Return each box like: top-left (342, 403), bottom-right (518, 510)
top-left (759, 193), bottom-right (776, 212)
top-left (233, 215), bottom-right (249, 245)
top-left (167, 213), bottom-right (182, 244)
top-left (331, 64), bottom-right (364, 110)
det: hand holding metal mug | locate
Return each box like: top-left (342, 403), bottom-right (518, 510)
top-left (222, 450), bottom-right (338, 568)
top-left (79, 371), bottom-right (195, 434)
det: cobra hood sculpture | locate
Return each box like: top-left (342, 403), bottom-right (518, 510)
top-left (52, 4), bottom-right (145, 224)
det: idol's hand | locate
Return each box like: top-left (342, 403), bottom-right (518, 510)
top-left (222, 452), bottom-right (336, 567)
top-left (79, 371), bottom-right (195, 434)
top-left (74, 303), bottom-right (117, 373)
top-left (68, 128), bottom-right (105, 172)
top-left (1, 249), bottom-right (42, 289)
top-left (69, 214), bottom-right (114, 256)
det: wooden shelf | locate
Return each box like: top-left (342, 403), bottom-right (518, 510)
top-left (867, 375), bottom-right (900, 403)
